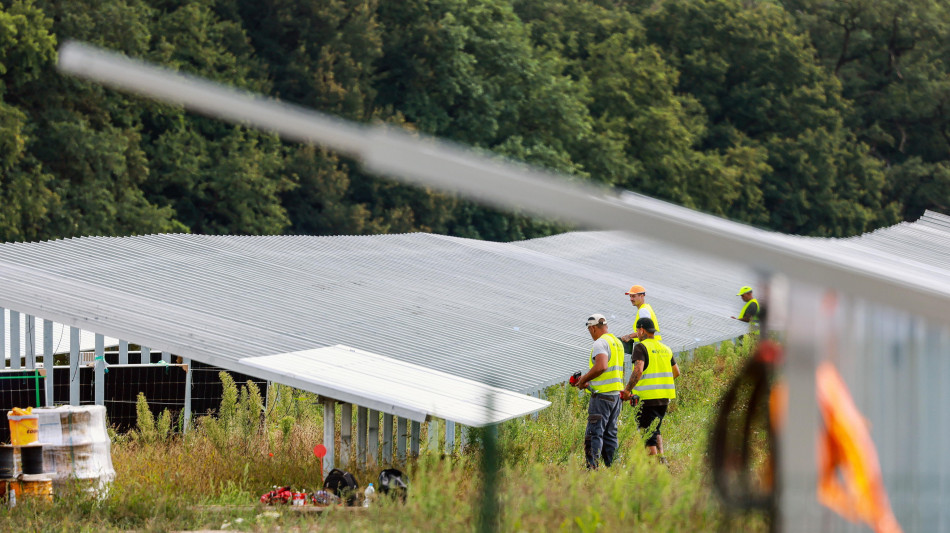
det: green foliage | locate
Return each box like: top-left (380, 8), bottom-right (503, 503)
top-left (1, 0), bottom-right (946, 242)
top-left (132, 391), bottom-right (172, 444)
top-left (0, 341), bottom-right (769, 531)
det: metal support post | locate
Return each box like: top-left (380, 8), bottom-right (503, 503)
top-left (340, 403), bottom-right (352, 466)
top-left (357, 406), bottom-right (368, 468)
top-left (382, 413), bottom-right (394, 463)
top-left (11, 310), bottom-right (20, 369)
top-left (183, 358), bottom-right (193, 433)
top-left (397, 417), bottom-right (407, 462)
top-left (410, 420), bottom-right (421, 457)
top-left (25, 315), bottom-right (35, 369)
top-left (367, 409), bottom-right (379, 466)
top-left (427, 418), bottom-right (440, 453)
top-left (445, 420), bottom-right (456, 454)
top-left (44, 320), bottom-right (53, 407)
top-left (69, 327), bottom-right (80, 406)
top-left (0, 308), bottom-right (5, 368)
top-left (322, 398), bottom-right (336, 473)
top-left (94, 333), bottom-right (105, 406)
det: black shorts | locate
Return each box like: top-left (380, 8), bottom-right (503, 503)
top-left (635, 403), bottom-right (667, 447)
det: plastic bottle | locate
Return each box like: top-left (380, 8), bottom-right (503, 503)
top-left (363, 483), bottom-right (375, 507)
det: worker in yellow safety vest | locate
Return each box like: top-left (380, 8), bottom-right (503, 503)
top-left (621, 317), bottom-right (680, 458)
top-left (620, 284), bottom-right (661, 345)
top-left (731, 285), bottom-right (760, 329)
top-left (572, 313), bottom-right (624, 469)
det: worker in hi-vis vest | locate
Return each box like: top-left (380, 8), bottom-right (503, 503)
top-left (621, 317), bottom-right (680, 459)
top-left (620, 284), bottom-right (661, 345)
top-left (731, 285), bottom-right (760, 329)
top-left (572, 313), bottom-right (624, 470)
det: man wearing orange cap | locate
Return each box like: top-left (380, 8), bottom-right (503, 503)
top-left (620, 284), bottom-right (661, 344)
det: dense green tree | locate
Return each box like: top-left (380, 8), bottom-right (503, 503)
top-left (783, 0), bottom-right (950, 220)
top-left (514, 0), bottom-right (769, 223)
top-left (0, 0), bottom-right (59, 241)
top-left (141, 0), bottom-right (291, 234)
top-left (642, 0), bottom-right (897, 235)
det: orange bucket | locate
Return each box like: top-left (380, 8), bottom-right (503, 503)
top-left (7, 414), bottom-right (39, 446)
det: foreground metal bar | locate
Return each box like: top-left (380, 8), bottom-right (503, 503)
top-left (56, 42), bottom-right (950, 326)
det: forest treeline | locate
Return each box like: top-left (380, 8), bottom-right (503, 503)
top-left (2, 0), bottom-right (948, 242)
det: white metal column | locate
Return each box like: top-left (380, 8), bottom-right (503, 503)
top-left (94, 333), bottom-right (105, 406)
top-left (340, 403), bottom-right (352, 466)
top-left (25, 315), bottom-right (35, 369)
top-left (410, 420), bottom-right (421, 457)
top-left (445, 420), bottom-right (455, 454)
top-left (0, 308), bottom-right (5, 367)
top-left (382, 413), bottom-right (394, 463)
top-left (182, 358), bottom-right (193, 433)
top-left (397, 417), bottom-right (407, 462)
top-left (427, 418), bottom-right (440, 453)
top-left (10, 310), bottom-right (19, 369)
top-left (69, 327), bottom-right (80, 406)
top-left (357, 406), bottom-right (368, 467)
top-left (367, 409), bottom-right (379, 466)
top-left (322, 398), bottom-right (335, 473)
top-left (43, 320), bottom-right (53, 406)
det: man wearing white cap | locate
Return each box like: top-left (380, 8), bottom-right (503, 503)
top-left (572, 313), bottom-right (624, 469)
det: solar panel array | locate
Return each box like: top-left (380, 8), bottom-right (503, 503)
top-left (0, 227), bottom-right (759, 399)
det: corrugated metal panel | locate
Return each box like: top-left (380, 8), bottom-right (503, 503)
top-left (0, 230), bottom-right (753, 400)
top-left (242, 345), bottom-right (550, 426)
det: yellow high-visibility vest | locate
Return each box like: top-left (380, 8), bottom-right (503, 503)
top-left (632, 303), bottom-right (661, 342)
top-left (740, 298), bottom-right (760, 326)
top-left (588, 333), bottom-right (624, 394)
top-left (635, 338), bottom-right (676, 400)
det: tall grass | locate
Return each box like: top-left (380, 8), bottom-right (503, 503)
top-left (0, 341), bottom-right (769, 531)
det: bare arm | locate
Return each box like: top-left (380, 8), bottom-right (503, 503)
top-left (624, 360), bottom-right (644, 394)
top-left (672, 363), bottom-right (680, 379)
top-left (575, 353), bottom-right (607, 389)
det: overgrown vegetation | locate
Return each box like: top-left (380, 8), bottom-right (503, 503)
top-left (0, 340), bottom-right (770, 531)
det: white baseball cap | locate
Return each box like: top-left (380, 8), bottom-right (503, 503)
top-left (585, 313), bottom-right (607, 327)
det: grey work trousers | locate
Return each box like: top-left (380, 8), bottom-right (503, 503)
top-left (584, 392), bottom-right (621, 469)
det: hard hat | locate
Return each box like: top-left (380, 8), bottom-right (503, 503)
top-left (625, 285), bottom-right (646, 295)
top-left (737, 286), bottom-right (753, 295)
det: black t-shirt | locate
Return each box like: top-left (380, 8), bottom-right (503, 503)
top-left (631, 342), bottom-right (676, 406)
top-left (740, 300), bottom-right (760, 321)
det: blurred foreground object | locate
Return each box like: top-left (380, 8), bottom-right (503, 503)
top-left (711, 341), bottom-right (902, 533)
top-left (816, 362), bottom-right (902, 533)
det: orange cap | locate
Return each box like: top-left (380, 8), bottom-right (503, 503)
top-left (625, 285), bottom-right (646, 295)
